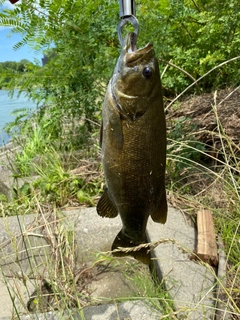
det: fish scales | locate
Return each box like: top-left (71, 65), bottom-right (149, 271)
top-left (97, 32), bottom-right (167, 264)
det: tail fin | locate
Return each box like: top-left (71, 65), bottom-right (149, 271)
top-left (111, 230), bottom-right (151, 264)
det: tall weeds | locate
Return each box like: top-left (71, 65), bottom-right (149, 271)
top-left (166, 88), bottom-right (240, 318)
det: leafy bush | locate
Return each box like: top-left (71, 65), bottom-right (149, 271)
top-left (0, 0), bottom-right (239, 148)
top-left (137, 0), bottom-right (240, 92)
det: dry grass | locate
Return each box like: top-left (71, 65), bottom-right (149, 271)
top-left (166, 88), bottom-right (240, 318)
top-left (0, 203), bottom-right (94, 316)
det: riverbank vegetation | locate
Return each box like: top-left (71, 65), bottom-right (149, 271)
top-left (0, 0), bottom-right (239, 318)
top-left (0, 60), bottom-right (35, 88)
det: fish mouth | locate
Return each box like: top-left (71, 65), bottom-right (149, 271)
top-left (124, 32), bottom-right (153, 64)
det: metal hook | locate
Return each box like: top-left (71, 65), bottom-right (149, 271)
top-left (119, 0), bottom-right (136, 18)
top-left (118, 0), bottom-right (139, 47)
top-left (118, 15), bottom-right (139, 47)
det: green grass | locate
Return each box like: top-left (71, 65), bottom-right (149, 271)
top-left (123, 260), bottom-right (176, 316)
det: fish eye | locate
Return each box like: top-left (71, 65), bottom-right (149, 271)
top-left (142, 67), bottom-right (152, 78)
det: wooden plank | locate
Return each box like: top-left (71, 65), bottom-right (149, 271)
top-left (196, 209), bottom-right (219, 266)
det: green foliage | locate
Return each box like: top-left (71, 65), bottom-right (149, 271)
top-left (0, 0), bottom-right (119, 148)
top-left (0, 60), bottom-right (33, 87)
top-left (9, 142), bottom-right (102, 207)
top-left (8, 125), bottom-right (52, 177)
top-left (123, 261), bottom-right (175, 315)
top-left (4, 107), bottom-right (35, 138)
top-left (0, 194), bottom-right (8, 203)
top-left (0, 0), bottom-right (239, 149)
top-left (32, 164), bottom-right (82, 207)
top-left (31, 160), bottom-right (101, 207)
top-left (137, 0), bottom-right (240, 92)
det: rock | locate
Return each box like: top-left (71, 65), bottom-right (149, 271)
top-left (0, 180), bottom-right (11, 202)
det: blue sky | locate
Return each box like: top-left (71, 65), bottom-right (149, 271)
top-left (0, 1), bottom-right (41, 63)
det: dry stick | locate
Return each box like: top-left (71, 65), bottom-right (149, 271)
top-left (165, 55), bottom-right (240, 111)
top-left (216, 85), bottom-right (240, 106)
top-left (191, 0), bottom-right (201, 12)
top-left (84, 118), bottom-right (101, 127)
top-left (161, 59), bottom-right (171, 79)
top-left (160, 58), bottom-right (200, 91)
top-left (196, 209), bottom-right (218, 266)
top-left (195, 86), bottom-right (240, 131)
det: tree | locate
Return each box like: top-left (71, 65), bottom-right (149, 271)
top-left (136, 0), bottom-right (240, 91)
top-left (0, 0), bottom-right (239, 147)
top-left (0, 0), bottom-right (120, 147)
top-left (0, 59), bottom-right (33, 87)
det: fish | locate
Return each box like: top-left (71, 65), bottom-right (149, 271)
top-left (97, 32), bottom-right (167, 264)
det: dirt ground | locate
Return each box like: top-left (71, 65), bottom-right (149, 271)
top-left (166, 87), bottom-right (240, 151)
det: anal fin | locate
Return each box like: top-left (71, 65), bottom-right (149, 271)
top-left (151, 191), bottom-right (168, 224)
top-left (97, 188), bottom-right (118, 218)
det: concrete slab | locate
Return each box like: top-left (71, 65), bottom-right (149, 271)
top-left (71, 207), bottom-right (122, 261)
top-left (147, 206), bottom-right (216, 319)
top-left (0, 143), bottom-right (18, 186)
top-left (0, 213), bottom-right (49, 318)
top-left (0, 206), bottom-right (217, 319)
top-left (81, 300), bottom-right (160, 320)
top-left (0, 208), bottom-right (161, 319)
top-left (0, 300), bottom-right (159, 320)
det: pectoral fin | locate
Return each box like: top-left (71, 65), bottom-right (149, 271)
top-left (97, 188), bottom-right (118, 218)
top-left (151, 191), bottom-right (168, 224)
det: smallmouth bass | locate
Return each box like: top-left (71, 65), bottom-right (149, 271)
top-left (97, 33), bottom-right (167, 264)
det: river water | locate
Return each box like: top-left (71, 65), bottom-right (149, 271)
top-left (0, 90), bottom-right (36, 147)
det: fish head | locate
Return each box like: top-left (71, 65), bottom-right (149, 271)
top-left (111, 32), bottom-right (161, 121)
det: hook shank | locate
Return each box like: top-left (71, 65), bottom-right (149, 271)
top-left (118, 15), bottom-right (139, 47)
top-left (119, 0), bottom-right (136, 18)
